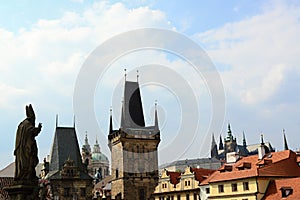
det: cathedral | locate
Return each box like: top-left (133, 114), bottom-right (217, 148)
top-left (211, 123), bottom-right (275, 161)
top-left (108, 79), bottom-right (161, 200)
top-left (81, 134), bottom-right (110, 181)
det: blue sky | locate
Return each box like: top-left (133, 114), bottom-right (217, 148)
top-left (1, 0), bottom-right (300, 169)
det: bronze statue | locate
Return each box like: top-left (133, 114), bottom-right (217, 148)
top-left (14, 104), bottom-right (42, 182)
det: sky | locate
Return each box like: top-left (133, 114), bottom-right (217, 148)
top-left (1, 0), bottom-right (300, 170)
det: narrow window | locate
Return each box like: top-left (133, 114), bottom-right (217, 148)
top-left (186, 194), bottom-right (190, 200)
top-left (139, 188), bottom-right (145, 200)
top-left (193, 193), bottom-right (198, 200)
top-left (206, 187), bottom-right (210, 194)
top-left (63, 188), bottom-right (70, 197)
top-left (80, 188), bottom-right (86, 197)
top-left (232, 183), bottom-right (238, 192)
top-left (116, 168), bottom-right (119, 178)
top-left (218, 185), bottom-right (224, 193)
top-left (243, 182), bottom-right (249, 191)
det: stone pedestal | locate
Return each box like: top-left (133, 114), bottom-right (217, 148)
top-left (4, 183), bottom-right (39, 200)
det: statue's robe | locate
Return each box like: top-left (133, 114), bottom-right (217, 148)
top-left (14, 118), bottom-right (39, 181)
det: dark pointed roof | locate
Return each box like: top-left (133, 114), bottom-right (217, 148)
top-left (283, 129), bottom-right (289, 150)
top-left (243, 131), bottom-right (247, 147)
top-left (219, 134), bottom-right (224, 150)
top-left (109, 108), bottom-right (113, 134)
top-left (121, 81), bottom-right (145, 128)
top-left (211, 133), bottom-right (219, 159)
top-left (48, 126), bottom-right (91, 179)
top-left (154, 102), bottom-right (159, 130)
top-left (225, 123), bottom-right (234, 142)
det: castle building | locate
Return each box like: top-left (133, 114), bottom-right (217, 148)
top-left (81, 134), bottom-right (110, 181)
top-left (108, 79), bottom-right (160, 200)
top-left (46, 123), bottom-right (93, 199)
top-left (211, 124), bottom-right (275, 160)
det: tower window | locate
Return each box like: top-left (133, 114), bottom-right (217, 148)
top-left (116, 168), bottom-right (119, 178)
top-left (80, 188), bottom-right (86, 197)
top-left (139, 188), bottom-right (145, 200)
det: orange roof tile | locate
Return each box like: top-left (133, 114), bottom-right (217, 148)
top-left (166, 171), bottom-right (181, 186)
top-left (200, 150), bottom-right (300, 184)
top-left (262, 177), bottom-right (300, 200)
top-left (191, 168), bottom-right (215, 183)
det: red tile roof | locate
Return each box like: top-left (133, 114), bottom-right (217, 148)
top-left (166, 171), bottom-right (181, 186)
top-left (201, 150), bottom-right (300, 185)
top-left (262, 177), bottom-right (300, 200)
top-left (191, 168), bottom-right (215, 183)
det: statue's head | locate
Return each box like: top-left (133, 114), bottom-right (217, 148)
top-left (26, 104), bottom-right (36, 125)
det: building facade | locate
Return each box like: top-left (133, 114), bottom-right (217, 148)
top-left (46, 125), bottom-right (93, 200)
top-left (108, 80), bottom-right (160, 200)
top-left (154, 166), bottom-right (215, 200)
top-left (201, 147), bottom-right (300, 200)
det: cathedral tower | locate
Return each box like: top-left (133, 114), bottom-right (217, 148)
top-left (108, 79), bottom-right (160, 200)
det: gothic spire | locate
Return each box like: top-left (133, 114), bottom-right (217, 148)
top-left (211, 133), bottom-right (219, 159)
top-left (219, 134), bottom-right (224, 150)
top-left (228, 123), bottom-right (232, 137)
top-left (154, 100), bottom-right (159, 130)
top-left (73, 115), bottom-right (75, 128)
top-left (109, 107), bottom-right (113, 134)
top-left (56, 114), bottom-right (58, 127)
top-left (283, 129), bottom-right (289, 150)
top-left (243, 131), bottom-right (247, 147)
top-left (85, 131), bottom-right (88, 145)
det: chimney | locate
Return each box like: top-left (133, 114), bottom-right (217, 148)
top-left (226, 152), bottom-right (239, 163)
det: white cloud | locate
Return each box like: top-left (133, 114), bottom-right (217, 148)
top-left (196, 2), bottom-right (300, 105)
top-left (0, 1), bottom-right (173, 169)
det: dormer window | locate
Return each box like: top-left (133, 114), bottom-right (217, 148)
top-left (218, 165), bottom-right (232, 172)
top-left (281, 187), bottom-right (293, 197)
top-left (237, 162), bottom-right (251, 170)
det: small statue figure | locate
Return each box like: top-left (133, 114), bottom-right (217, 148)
top-left (14, 104), bottom-right (42, 183)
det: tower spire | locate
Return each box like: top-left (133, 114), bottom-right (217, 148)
top-left (109, 107), bottom-right (113, 134)
top-left (137, 69), bottom-right (139, 82)
top-left (85, 131), bottom-right (88, 145)
top-left (219, 134), bottom-right (224, 150)
top-left (56, 114), bottom-right (58, 127)
top-left (283, 129), bottom-right (289, 150)
top-left (154, 100), bottom-right (159, 130)
top-left (211, 133), bottom-right (219, 159)
top-left (73, 115), bottom-right (75, 128)
top-left (242, 131), bottom-right (247, 147)
top-left (120, 77), bottom-right (145, 128)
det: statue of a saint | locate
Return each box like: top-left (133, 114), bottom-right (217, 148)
top-left (14, 104), bottom-right (42, 182)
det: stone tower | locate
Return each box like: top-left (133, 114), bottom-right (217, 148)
top-left (81, 132), bottom-right (92, 166)
top-left (108, 80), bottom-right (160, 200)
top-left (224, 123), bottom-right (237, 154)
